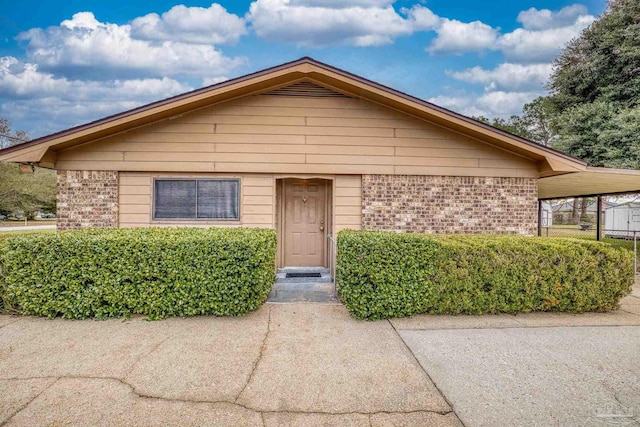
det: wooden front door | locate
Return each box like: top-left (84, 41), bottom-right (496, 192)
top-left (283, 179), bottom-right (327, 267)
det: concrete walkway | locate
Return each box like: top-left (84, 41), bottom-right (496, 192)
top-left (392, 286), bottom-right (640, 427)
top-left (0, 304), bottom-right (460, 427)
top-left (1, 284), bottom-right (639, 426)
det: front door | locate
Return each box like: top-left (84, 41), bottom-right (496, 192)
top-left (284, 179), bottom-right (327, 267)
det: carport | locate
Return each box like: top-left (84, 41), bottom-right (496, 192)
top-left (538, 166), bottom-right (640, 269)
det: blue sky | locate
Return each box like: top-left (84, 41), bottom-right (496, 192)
top-left (0, 0), bottom-right (607, 138)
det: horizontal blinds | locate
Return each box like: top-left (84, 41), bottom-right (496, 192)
top-left (154, 179), bottom-right (240, 220)
top-left (154, 180), bottom-right (196, 219)
top-left (197, 180), bottom-right (239, 219)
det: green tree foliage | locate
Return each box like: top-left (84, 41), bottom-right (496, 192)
top-left (472, 97), bottom-right (556, 146)
top-left (472, 115), bottom-right (533, 139)
top-left (0, 118), bottom-right (56, 218)
top-left (0, 164), bottom-right (56, 217)
top-left (520, 97), bottom-right (556, 146)
top-left (547, 0), bottom-right (640, 167)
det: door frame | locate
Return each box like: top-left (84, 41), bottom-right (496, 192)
top-left (276, 176), bottom-right (334, 268)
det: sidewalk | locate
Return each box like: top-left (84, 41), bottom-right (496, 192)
top-left (0, 304), bottom-right (460, 426)
top-left (1, 282), bottom-right (638, 426)
top-left (393, 280), bottom-right (640, 427)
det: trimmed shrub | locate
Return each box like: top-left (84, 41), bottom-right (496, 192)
top-left (0, 227), bottom-right (276, 319)
top-left (337, 230), bottom-right (634, 320)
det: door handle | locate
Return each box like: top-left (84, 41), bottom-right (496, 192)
top-left (320, 226), bottom-right (324, 231)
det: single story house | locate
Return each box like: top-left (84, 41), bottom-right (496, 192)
top-left (1, 57), bottom-right (639, 268)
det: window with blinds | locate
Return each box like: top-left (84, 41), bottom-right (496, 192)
top-left (153, 179), bottom-right (240, 220)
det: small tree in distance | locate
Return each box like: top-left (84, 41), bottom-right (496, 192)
top-left (0, 118), bottom-right (56, 219)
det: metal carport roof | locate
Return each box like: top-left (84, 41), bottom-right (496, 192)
top-left (538, 167), bottom-right (640, 199)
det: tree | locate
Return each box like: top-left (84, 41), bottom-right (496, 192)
top-left (0, 118), bottom-right (56, 218)
top-left (546, 0), bottom-right (640, 167)
top-left (0, 118), bottom-right (28, 149)
top-left (520, 97), bottom-right (556, 146)
top-left (0, 164), bottom-right (56, 218)
top-left (472, 97), bottom-right (556, 146)
top-left (472, 115), bottom-right (534, 140)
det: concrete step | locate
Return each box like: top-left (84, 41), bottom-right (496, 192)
top-left (275, 277), bottom-right (333, 285)
top-left (270, 267), bottom-right (337, 303)
top-left (276, 268), bottom-right (331, 281)
top-left (267, 289), bottom-right (337, 303)
top-left (272, 281), bottom-right (334, 291)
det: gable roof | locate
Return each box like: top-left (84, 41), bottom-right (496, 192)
top-left (0, 57), bottom-right (587, 174)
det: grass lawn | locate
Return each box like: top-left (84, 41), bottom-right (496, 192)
top-left (0, 229), bottom-right (56, 242)
top-left (0, 220), bottom-right (56, 228)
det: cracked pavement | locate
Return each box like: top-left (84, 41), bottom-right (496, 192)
top-left (1, 282), bottom-right (639, 426)
top-left (0, 304), bottom-right (460, 426)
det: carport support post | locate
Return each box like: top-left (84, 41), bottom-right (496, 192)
top-left (537, 200), bottom-right (542, 237)
top-left (596, 196), bottom-right (602, 241)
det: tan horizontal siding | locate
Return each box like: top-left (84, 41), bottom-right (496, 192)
top-left (59, 94), bottom-right (538, 178)
top-left (335, 187), bottom-right (361, 197)
top-left (119, 204), bottom-right (149, 214)
top-left (119, 175), bottom-right (151, 186)
top-left (306, 117), bottom-right (428, 129)
top-left (334, 174), bottom-right (362, 232)
top-left (243, 204), bottom-right (273, 214)
top-left (229, 95), bottom-right (377, 109)
top-left (393, 166), bottom-right (538, 177)
top-left (215, 124), bottom-right (395, 137)
top-left (203, 105), bottom-right (407, 120)
top-left (215, 143), bottom-right (394, 156)
top-left (335, 175), bottom-right (363, 188)
top-left (335, 196), bottom-right (360, 206)
top-left (118, 172), bottom-right (278, 229)
top-left (214, 163), bottom-right (396, 174)
top-left (335, 205), bottom-right (361, 215)
top-left (117, 172), bottom-right (361, 234)
top-left (187, 114), bottom-right (306, 126)
top-left (119, 185), bottom-right (150, 195)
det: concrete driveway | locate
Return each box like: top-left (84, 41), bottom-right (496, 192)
top-left (1, 283), bottom-right (639, 426)
top-left (394, 284), bottom-right (640, 427)
top-left (0, 303), bottom-right (459, 427)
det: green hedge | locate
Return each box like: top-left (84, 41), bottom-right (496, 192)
top-left (337, 230), bottom-right (634, 320)
top-left (0, 227), bottom-right (276, 319)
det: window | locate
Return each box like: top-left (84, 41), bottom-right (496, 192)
top-left (154, 179), bottom-right (240, 220)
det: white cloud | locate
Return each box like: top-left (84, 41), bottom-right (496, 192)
top-left (244, 0), bottom-right (592, 61)
top-left (403, 5), bottom-right (440, 31)
top-left (433, 4), bottom-right (596, 119)
top-left (476, 91), bottom-right (541, 116)
top-left (201, 76), bottom-right (229, 86)
top-left (448, 63), bottom-right (553, 92)
top-left (497, 15), bottom-right (594, 63)
top-left (0, 56), bottom-right (192, 136)
top-left (131, 3), bottom-right (246, 45)
top-left (428, 19), bottom-right (499, 55)
top-left (427, 95), bottom-right (488, 118)
top-left (247, 0), bottom-right (415, 46)
top-left (18, 12), bottom-right (246, 80)
top-left (290, 0), bottom-right (393, 7)
top-left (517, 4), bottom-right (589, 30)
top-left (428, 89), bottom-right (543, 118)
top-left (424, 4), bottom-right (594, 62)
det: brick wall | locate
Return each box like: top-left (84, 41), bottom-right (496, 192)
top-left (362, 175), bottom-right (538, 235)
top-left (57, 171), bottom-right (118, 230)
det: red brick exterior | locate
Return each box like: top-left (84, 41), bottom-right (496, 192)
top-left (57, 170), bottom-right (118, 230)
top-left (362, 175), bottom-right (538, 235)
